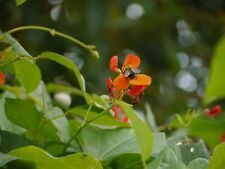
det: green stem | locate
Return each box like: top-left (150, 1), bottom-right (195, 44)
top-left (81, 104), bottom-right (93, 126)
top-left (62, 105), bottom-right (112, 153)
top-left (7, 25), bottom-right (99, 59)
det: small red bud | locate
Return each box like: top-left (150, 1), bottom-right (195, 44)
top-left (220, 132), bottom-right (225, 142)
top-left (0, 72), bottom-right (5, 85)
top-left (204, 105), bottom-right (221, 118)
top-left (122, 116), bottom-right (129, 123)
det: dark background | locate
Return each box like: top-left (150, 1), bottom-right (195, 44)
top-left (1, 0), bottom-right (225, 124)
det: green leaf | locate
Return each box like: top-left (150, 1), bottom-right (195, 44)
top-left (46, 83), bottom-right (83, 96)
top-left (165, 162), bottom-right (186, 169)
top-left (145, 103), bottom-right (158, 132)
top-left (91, 94), bottom-right (108, 109)
top-left (188, 114), bottom-right (225, 148)
top-left (14, 60), bottom-right (41, 93)
top-left (0, 153), bottom-right (18, 167)
top-left (109, 153), bottom-right (144, 169)
top-left (148, 138), bottom-right (185, 169)
top-left (164, 138), bottom-right (182, 164)
top-left (208, 143), bottom-right (225, 169)
top-left (35, 121), bottom-right (61, 143)
top-left (0, 50), bottom-right (18, 67)
top-left (147, 151), bottom-right (165, 169)
top-left (39, 51), bottom-right (85, 92)
top-left (45, 107), bottom-right (70, 142)
top-left (15, 0), bottom-right (26, 6)
top-left (7, 159), bottom-right (36, 169)
top-left (69, 105), bottom-right (129, 128)
top-left (0, 91), bottom-right (25, 134)
top-left (152, 132), bottom-right (166, 155)
top-left (0, 33), bottom-right (30, 56)
top-left (0, 130), bottom-right (34, 153)
top-left (179, 140), bottom-right (209, 165)
top-left (5, 98), bottom-right (41, 135)
top-left (9, 146), bottom-right (103, 169)
top-left (204, 36), bottom-right (225, 104)
top-left (115, 100), bottom-right (153, 161)
top-left (187, 158), bottom-right (209, 169)
top-left (79, 127), bottom-right (139, 160)
top-left (28, 81), bottom-right (52, 111)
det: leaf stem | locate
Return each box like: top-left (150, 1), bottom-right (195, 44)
top-left (7, 25), bottom-right (99, 59)
top-left (62, 105), bottom-right (112, 153)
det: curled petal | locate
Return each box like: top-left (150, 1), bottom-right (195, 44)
top-left (130, 74), bottom-right (152, 86)
top-left (113, 74), bottom-right (129, 90)
top-left (109, 55), bottom-right (118, 72)
top-left (127, 85), bottom-right (148, 97)
top-left (122, 54), bottom-right (140, 70)
top-left (0, 72), bottom-right (5, 85)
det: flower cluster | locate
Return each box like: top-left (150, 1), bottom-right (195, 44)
top-left (106, 54), bottom-right (152, 122)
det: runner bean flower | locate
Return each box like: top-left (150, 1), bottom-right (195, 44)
top-left (106, 53), bottom-right (152, 122)
top-left (108, 54), bottom-right (152, 102)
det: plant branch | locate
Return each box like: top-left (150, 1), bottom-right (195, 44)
top-left (7, 25), bottom-right (99, 59)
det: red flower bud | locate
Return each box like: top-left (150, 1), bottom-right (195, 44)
top-left (122, 116), bottom-right (129, 123)
top-left (220, 132), bottom-right (225, 142)
top-left (0, 72), bottom-right (5, 85)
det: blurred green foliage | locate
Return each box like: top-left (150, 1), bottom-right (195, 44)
top-left (1, 1), bottom-right (225, 168)
top-left (1, 0), bottom-right (225, 124)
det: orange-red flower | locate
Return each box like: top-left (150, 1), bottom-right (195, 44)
top-left (107, 53), bottom-right (152, 122)
top-left (204, 105), bottom-right (221, 118)
top-left (110, 54), bottom-right (151, 91)
top-left (0, 72), bottom-right (5, 85)
top-left (108, 54), bottom-right (151, 103)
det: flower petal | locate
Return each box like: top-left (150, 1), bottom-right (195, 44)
top-left (0, 72), bottom-right (5, 85)
top-left (129, 74), bottom-right (152, 86)
top-left (109, 55), bottom-right (118, 72)
top-left (122, 54), bottom-right (140, 70)
top-left (113, 74), bottom-right (129, 90)
top-left (106, 77), bottom-right (113, 93)
top-left (127, 85), bottom-right (148, 97)
top-left (122, 116), bottom-right (129, 123)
